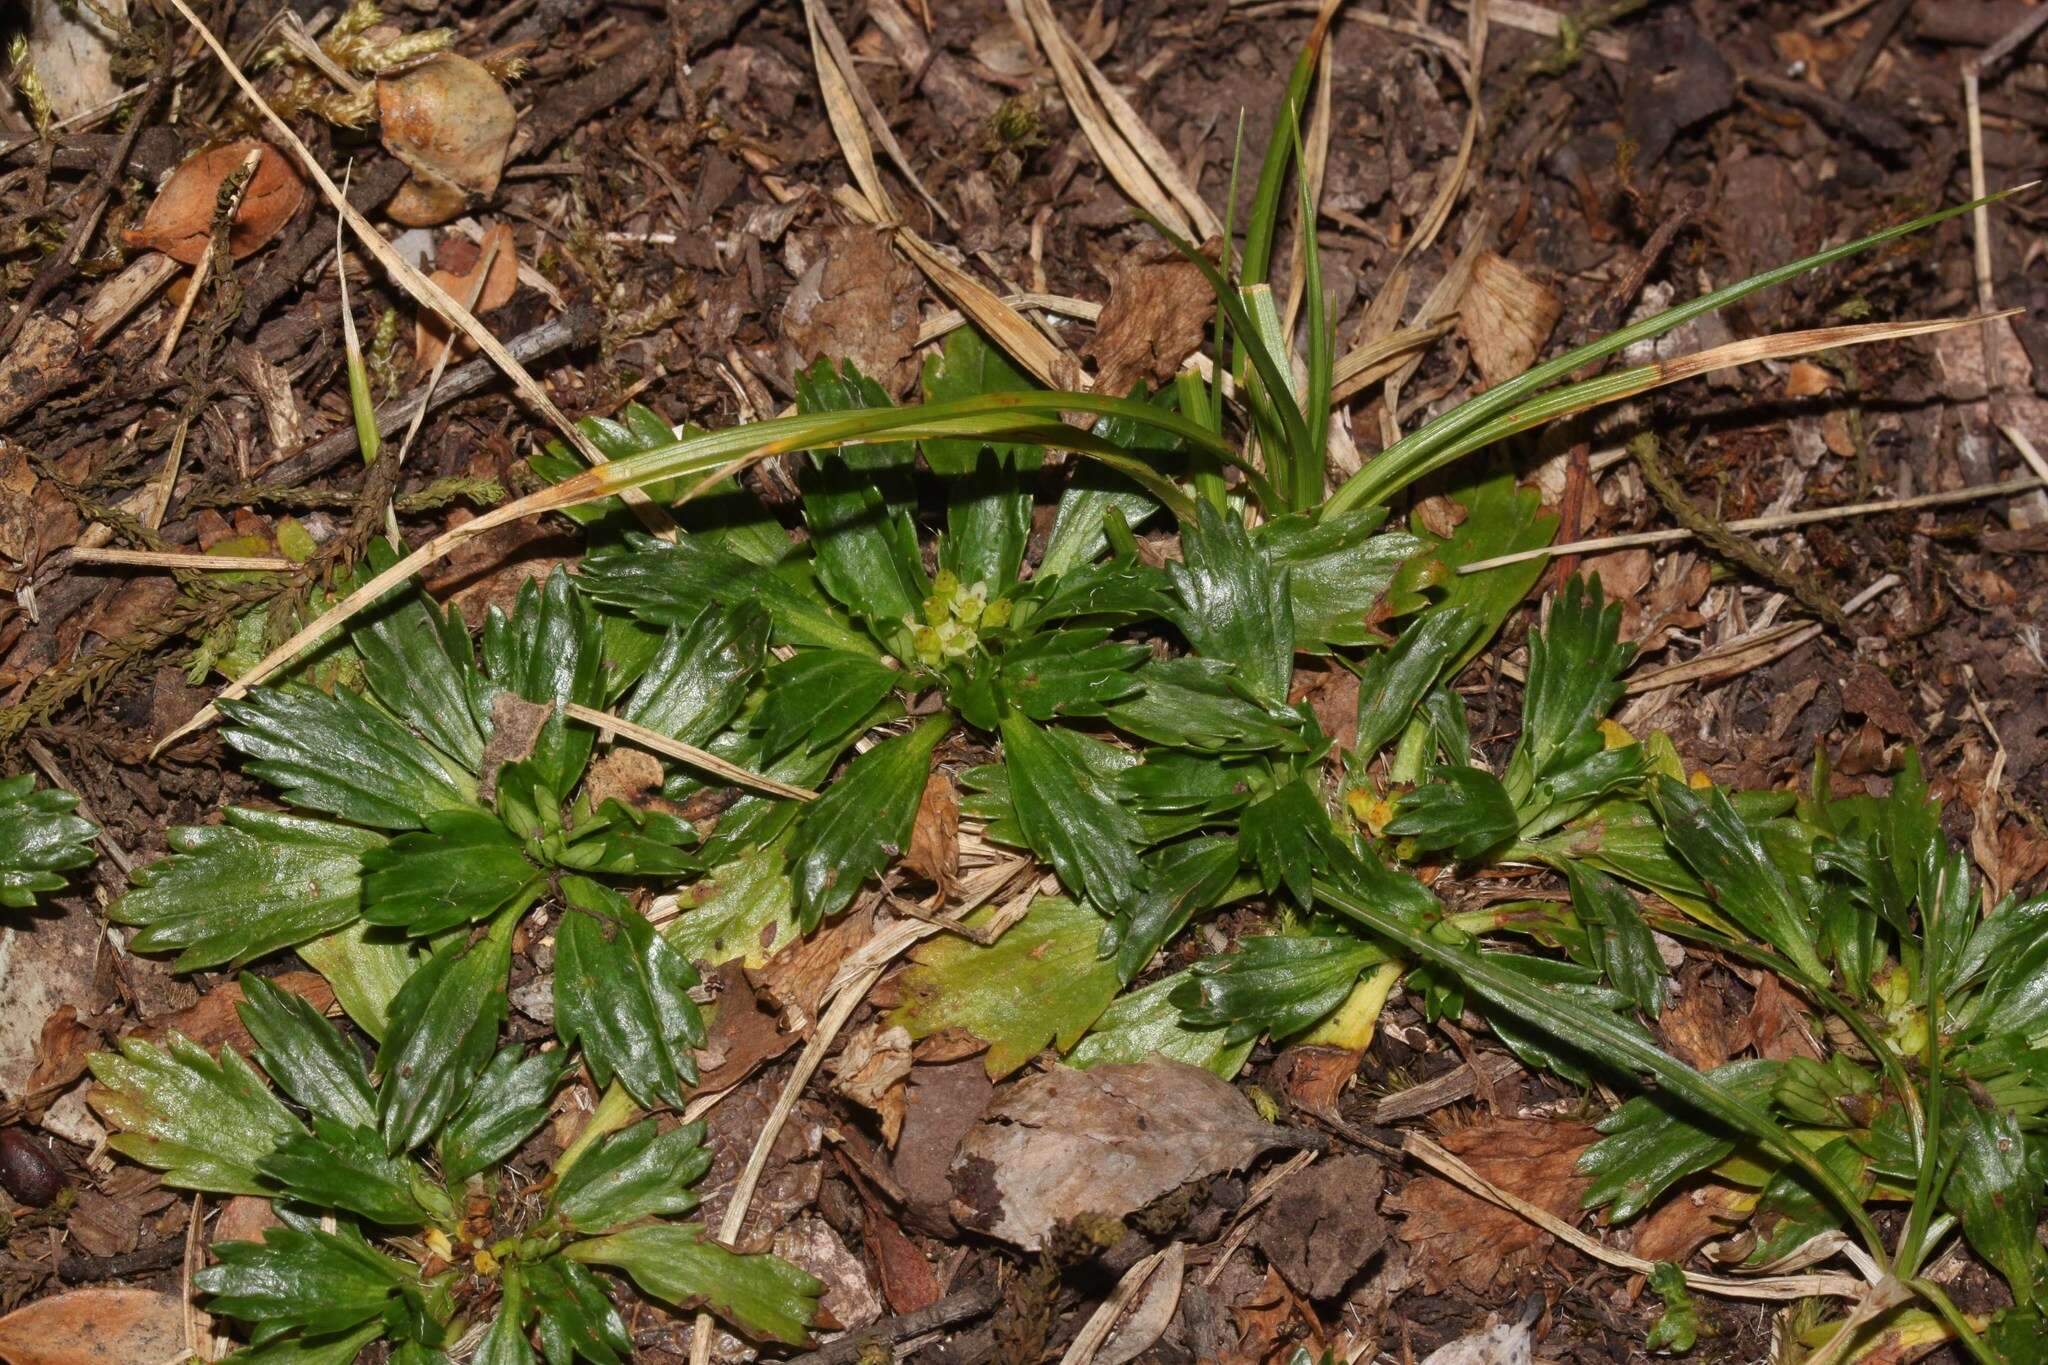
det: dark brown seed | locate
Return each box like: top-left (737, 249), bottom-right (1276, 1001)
top-left (0, 1127), bottom-right (64, 1207)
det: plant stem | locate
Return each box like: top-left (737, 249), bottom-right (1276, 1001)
top-left (1907, 1277), bottom-right (1999, 1365)
top-left (553, 1082), bottom-right (637, 1180)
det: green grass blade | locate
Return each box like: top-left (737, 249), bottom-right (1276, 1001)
top-left (1242, 29), bottom-right (1324, 286)
top-left (1296, 128), bottom-right (1331, 507)
top-left (1311, 876), bottom-right (1889, 1264)
top-left (1324, 189), bottom-right (2025, 516)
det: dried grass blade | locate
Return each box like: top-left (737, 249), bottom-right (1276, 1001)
top-left (159, 0), bottom-right (677, 538)
top-left (560, 703), bottom-right (816, 801)
top-left (803, 0), bottom-right (951, 226)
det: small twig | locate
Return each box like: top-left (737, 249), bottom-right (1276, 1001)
top-left (1457, 474), bottom-right (2048, 573)
top-left (559, 702), bottom-right (816, 802)
top-left (1831, 0), bottom-right (1911, 100)
top-left (1631, 432), bottom-right (1850, 633)
top-left (779, 1281), bottom-right (1004, 1365)
top-left (155, 146), bottom-right (265, 372)
top-left (70, 548), bottom-right (296, 572)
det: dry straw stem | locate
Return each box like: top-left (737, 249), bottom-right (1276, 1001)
top-left (1622, 573), bottom-right (1899, 696)
top-left (159, 0), bottom-right (678, 538)
top-left (1056, 1242), bottom-right (1186, 1365)
top-left (1009, 0), bottom-right (1220, 241)
top-left (1402, 1133), bottom-right (1867, 1301)
top-left (1461, 475), bottom-right (2046, 575)
top-left (559, 702), bottom-right (816, 802)
top-left (154, 145), bottom-right (264, 371)
top-left (801, 0), bottom-right (951, 226)
top-left (70, 548), bottom-right (297, 572)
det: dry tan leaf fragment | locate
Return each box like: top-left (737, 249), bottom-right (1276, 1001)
top-left (827, 1021), bottom-right (913, 1146)
top-left (1386, 1118), bottom-right (1597, 1294)
top-left (779, 225), bottom-right (922, 396)
top-left (377, 54), bottom-right (517, 226)
top-left (120, 139), bottom-right (306, 265)
top-left (950, 1060), bottom-right (1292, 1250)
top-left (1456, 251), bottom-right (1562, 389)
top-left (1083, 243), bottom-right (1212, 398)
top-left (902, 770), bottom-right (959, 901)
top-left (0, 1286), bottom-right (185, 1365)
top-left (415, 223), bottom-right (519, 371)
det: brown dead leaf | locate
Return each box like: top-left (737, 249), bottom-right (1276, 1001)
top-left (780, 226), bottom-right (922, 396)
top-left (827, 1021), bottom-right (912, 1146)
top-left (890, 1058), bottom-right (993, 1235)
top-left (1658, 969), bottom-right (1735, 1071)
top-left (1840, 664), bottom-right (1920, 740)
top-left (861, 1200), bottom-right (943, 1314)
top-left (1783, 360), bottom-right (1834, 398)
top-left (1743, 971), bottom-right (1822, 1063)
top-left (1456, 252), bottom-right (1561, 389)
top-left (24, 1005), bottom-right (99, 1102)
top-left (0, 1286), bottom-right (184, 1365)
top-left (212, 1194), bottom-right (279, 1247)
top-left (378, 54), bottom-right (517, 224)
top-left (1411, 492), bottom-right (1468, 540)
top-left (1271, 1045), bottom-right (1362, 1122)
top-left (695, 961), bottom-right (797, 1093)
top-left (753, 905), bottom-right (874, 1022)
top-left (414, 223), bottom-right (520, 371)
top-left (1290, 662), bottom-right (1360, 753)
top-left (903, 770), bottom-right (959, 900)
top-left (773, 1214), bottom-right (882, 1334)
top-left (1386, 1118), bottom-right (1597, 1294)
top-left (1629, 1178), bottom-right (1752, 1266)
top-left (1252, 1153), bottom-right (1388, 1299)
top-left (119, 139), bottom-right (305, 265)
top-left (0, 443), bottom-right (40, 592)
top-left (128, 972), bottom-right (334, 1055)
top-left (1228, 1264), bottom-right (1326, 1363)
top-left (1084, 243), bottom-right (1211, 398)
top-left (950, 1059), bottom-right (1293, 1250)
top-left (68, 1186), bottom-right (141, 1258)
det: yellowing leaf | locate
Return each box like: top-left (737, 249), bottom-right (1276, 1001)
top-left (890, 896), bottom-right (1119, 1078)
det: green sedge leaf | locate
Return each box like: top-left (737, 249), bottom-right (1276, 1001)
top-left (795, 358), bottom-right (916, 470)
top-left (578, 535), bottom-right (878, 656)
top-left (0, 772), bottom-right (96, 909)
top-left (1106, 657), bottom-right (1308, 754)
top-left (553, 878), bottom-right (705, 1108)
top-left (1169, 501), bottom-right (1295, 706)
top-left (1387, 765), bottom-right (1518, 861)
top-left (88, 1032), bottom-right (304, 1195)
top-left (1560, 863), bottom-right (1665, 1015)
top-left (1350, 608), bottom-right (1479, 761)
top-left (552, 1119), bottom-right (712, 1233)
top-left (1948, 1102), bottom-right (2044, 1307)
top-left (621, 603), bottom-right (770, 747)
top-left (1109, 835), bottom-right (1244, 983)
top-left (1577, 1060), bottom-right (1781, 1223)
top-left (999, 712), bottom-right (1143, 916)
top-left (359, 809), bottom-right (544, 936)
top-left (220, 686), bottom-right (475, 830)
top-left (481, 569), bottom-right (606, 796)
top-left (565, 1223), bottom-right (821, 1346)
top-left (196, 1218), bottom-right (419, 1344)
top-left (259, 1116), bottom-right (443, 1225)
top-left (753, 649), bottom-right (898, 761)
top-left (1067, 971), bottom-right (1254, 1078)
top-left (439, 1047), bottom-right (570, 1182)
top-left (376, 918), bottom-right (514, 1153)
top-left (998, 629), bottom-right (1148, 721)
top-left (1175, 930), bottom-right (1388, 1045)
top-left (353, 548), bottom-right (490, 774)
top-left (237, 972), bottom-right (377, 1129)
top-left (528, 1255), bottom-right (632, 1364)
top-left (788, 716), bottom-right (947, 929)
top-left (892, 896), bottom-right (1120, 1077)
top-left (1469, 952), bottom-right (1645, 1089)
top-left (1651, 776), bottom-right (1828, 983)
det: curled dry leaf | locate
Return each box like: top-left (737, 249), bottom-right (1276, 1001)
top-left (1455, 251), bottom-right (1562, 390)
top-left (377, 54), bottom-right (518, 226)
top-left (826, 1021), bottom-right (913, 1146)
top-left (902, 769), bottom-right (959, 900)
top-left (949, 1059), bottom-right (1291, 1250)
top-left (1385, 1117), bottom-right (1597, 1295)
top-left (415, 224), bottom-right (520, 371)
top-left (1084, 242), bottom-right (1212, 399)
top-left (0, 1286), bottom-right (184, 1365)
top-left (120, 139), bottom-right (306, 265)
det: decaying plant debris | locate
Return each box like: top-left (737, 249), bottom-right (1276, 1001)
top-left (3, 0), bottom-right (2048, 1362)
